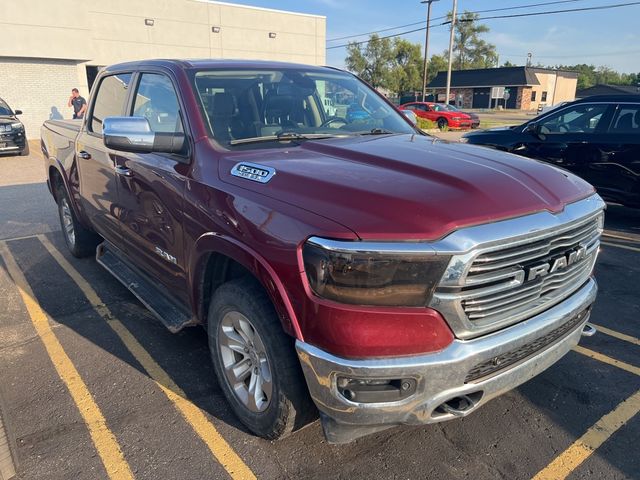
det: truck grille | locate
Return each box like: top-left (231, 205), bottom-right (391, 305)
top-left (461, 215), bottom-right (601, 327)
top-left (429, 197), bottom-right (604, 339)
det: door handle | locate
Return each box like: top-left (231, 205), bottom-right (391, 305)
top-left (114, 165), bottom-right (133, 177)
top-left (78, 150), bottom-right (91, 160)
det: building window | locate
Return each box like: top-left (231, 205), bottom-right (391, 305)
top-left (531, 91), bottom-right (537, 102)
top-left (541, 91), bottom-right (548, 102)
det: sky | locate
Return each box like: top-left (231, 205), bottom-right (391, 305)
top-left (219, 0), bottom-right (640, 74)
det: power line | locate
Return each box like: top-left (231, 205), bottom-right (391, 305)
top-left (326, 0), bottom-right (586, 42)
top-left (326, 1), bottom-right (640, 50)
top-left (445, 1), bottom-right (640, 24)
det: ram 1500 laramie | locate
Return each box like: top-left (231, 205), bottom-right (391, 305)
top-left (41, 60), bottom-right (604, 443)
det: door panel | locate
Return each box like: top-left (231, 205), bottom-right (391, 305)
top-left (115, 72), bottom-right (189, 299)
top-left (77, 72), bottom-right (133, 246)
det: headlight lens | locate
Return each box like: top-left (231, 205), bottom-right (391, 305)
top-left (302, 239), bottom-right (450, 306)
top-left (10, 122), bottom-right (23, 131)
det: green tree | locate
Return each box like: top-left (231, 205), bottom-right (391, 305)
top-left (446, 11), bottom-right (498, 69)
top-left (388, 38), bottom-right (423, 95)
top-left (345, 34), bottom-right (394, 89)
top-left (427, 54), bottom-right (448, 84)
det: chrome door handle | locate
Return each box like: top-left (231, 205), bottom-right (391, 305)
top-left (78, 150), bottom-right (91, 160)
top-left (114, 165), bottom-right (133, 177)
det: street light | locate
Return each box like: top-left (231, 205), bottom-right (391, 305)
top-left (421, 0), bottom-right (440, 102)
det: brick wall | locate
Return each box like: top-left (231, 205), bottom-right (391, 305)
top-left (517, 87), bottom-right (532, 110)
top-left (0, 57), bottom-right (82, 139)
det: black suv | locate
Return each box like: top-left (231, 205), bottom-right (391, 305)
top-left (463, 95), bottom-right (640, 208)
top-left (0, 97), bottom-right (28, 156)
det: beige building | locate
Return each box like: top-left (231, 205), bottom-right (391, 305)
top-left (0, 0), bottom-right (326, 138)
top-left (428, 67), bottom-right (578, 111)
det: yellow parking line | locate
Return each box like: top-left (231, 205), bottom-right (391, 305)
top-left (602, 241), bottom-right (640, 253)
top-left (37, 235), bottom-right (256, 480)
top-left (531, 389), bottom-right (640, 480)
top-left (602, 231), bottom-right (639, 242)
top-left (590, 324), bottom-right (640, 346)
top-left (574, 346), bottom-right (640, 376)
top-left (0, 241), bottom-right (134, 480)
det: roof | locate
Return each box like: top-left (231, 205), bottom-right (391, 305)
top-left (428, 66), bottom-right (578, 88)
top-left (576, 84), bottom-right (640, 98)
top-left (106, 58), bottom-right (337, 72)
top-left (573, 94), bottom-right (640, 103)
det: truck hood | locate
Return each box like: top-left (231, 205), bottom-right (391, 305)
top-left (219, 134), bottom-right (594, 240)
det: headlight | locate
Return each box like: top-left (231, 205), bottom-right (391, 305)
top-left (459, 137), bottom-right (469, 143)
top-left (452, 117), bottom-right (463, 121)
top-left (302, 238), bottom-right (450, 306)
top-left (10, 122), bottom-right (23, 131)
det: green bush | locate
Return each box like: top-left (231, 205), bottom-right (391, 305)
top-left (417, 118), bottom-right (437, 130)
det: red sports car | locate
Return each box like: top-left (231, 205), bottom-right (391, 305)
top-left (400, 102), bottom-right (472, 130)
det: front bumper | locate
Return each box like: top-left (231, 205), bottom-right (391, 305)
top-left (296, 278), bottom-right (597, 443)
top-left (0, 131), bottom-right (26, 154)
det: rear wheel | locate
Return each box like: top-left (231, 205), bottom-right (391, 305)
top-left (437, 117), bottom-right (448, 131)
top-left (56, 188), bottom-right (101, 258)
top-left (208, 277), bottom-right (315, 439)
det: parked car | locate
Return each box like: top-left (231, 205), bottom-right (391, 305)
top-left (42, 59), bottom-right (603, 444)
top-left (444, 104), bottom-right (480, 128)
top-left (463, 95), bottom-right (640, 208)
top-left (0, 97), bottom-right (28, 156)
top-left (400, 101), bottom-right (472, 130)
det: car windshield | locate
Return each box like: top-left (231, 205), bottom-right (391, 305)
top-left (0, 99), bottom-right (13, 116)
top-left (444, 105), bottom-right (460, 112)
top-left (192, 68), bottom-right (415, 147)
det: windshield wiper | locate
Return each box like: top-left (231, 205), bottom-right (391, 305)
top-left (229, 132), bottom-right (350, 146)
top-left (356, 128), bottom-right (397, 136)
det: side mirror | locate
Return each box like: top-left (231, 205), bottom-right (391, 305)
top-left (14, 110), bottom-right (22, 115)
top-left (526, 122), bottom-right (545, 140)
top-left (401, 109), bottom-right (418, 126)
top-left (103, 116), bottom-right (186, 155)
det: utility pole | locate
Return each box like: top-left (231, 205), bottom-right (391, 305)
top-left (421, 0), bottom-right (439, 102)
top-left (445, 0), bottom-right (457, 106)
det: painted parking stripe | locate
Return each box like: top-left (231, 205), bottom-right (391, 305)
top-left (37, 235), bottom-right (256, 480)
top-left (0, 241), bottom-right (134, 480)
top-left (601, 241), bottom-right (640, 253)
top-left (574, 346), bottom-right (640, 376)
top-left (590, 324), bottom-right (640, 346)
top-left (602, 231), bottom-right (639, 242)
top-left (532, 389), bottom-right (640, 480)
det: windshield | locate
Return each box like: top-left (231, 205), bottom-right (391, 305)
top-left (444, 105), bottom-right (460, 112)
top-left (192, 68), bottom-right (415, 147)
top-left (0, 99), bottom-right (13, 116)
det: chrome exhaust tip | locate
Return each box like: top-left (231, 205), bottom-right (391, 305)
top-left (581, 323), bottom-right (597, 337)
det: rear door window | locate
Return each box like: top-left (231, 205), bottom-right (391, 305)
top-left (89, 73), bottom-right (133, 134)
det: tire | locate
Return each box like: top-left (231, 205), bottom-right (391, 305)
top-left (56, 187), bottom-right (101, 258)
top-left (437, 117), bottom-right (448, 131)
top-left (208, 277), bottom-right (316, 440)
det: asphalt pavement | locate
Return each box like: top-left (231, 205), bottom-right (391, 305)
top-left (0, 143), bottom-right (638, 480)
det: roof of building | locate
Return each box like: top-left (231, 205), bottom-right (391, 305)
top-left (576, 84), bottom-right (640, 98)
top-left (428, 66), bottom-right (578, 88)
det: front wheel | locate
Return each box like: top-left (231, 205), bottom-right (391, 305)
top-left (208, 278), bottom-right (315, 440)
top-left (437, 117), bottom-right (448, 131)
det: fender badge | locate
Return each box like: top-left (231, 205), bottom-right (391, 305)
top-left (231, 162), bottom-right (276, 184)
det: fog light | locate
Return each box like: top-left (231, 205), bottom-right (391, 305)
top-left (336, 376), bottom-right (417, 403)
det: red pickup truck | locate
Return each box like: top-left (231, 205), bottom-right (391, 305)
top-left (41, 59), bottom-right (604, 444)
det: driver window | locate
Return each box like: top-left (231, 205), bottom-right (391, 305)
top-left (132, 73), bottom-right (183, 134)
top-left (539, 104), bottom-right (607, 134)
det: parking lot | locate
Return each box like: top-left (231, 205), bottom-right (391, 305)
top-left (0, 143), bottom-right (639, 480)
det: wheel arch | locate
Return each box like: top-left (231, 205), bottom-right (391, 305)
top-left (190, 233), bottom-right (303, 341)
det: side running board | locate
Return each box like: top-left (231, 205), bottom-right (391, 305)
top-left (96, 242), bottom-right (197, 333)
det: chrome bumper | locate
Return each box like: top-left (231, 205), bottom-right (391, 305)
top-left (296, 278), bottom-right (597, 443)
